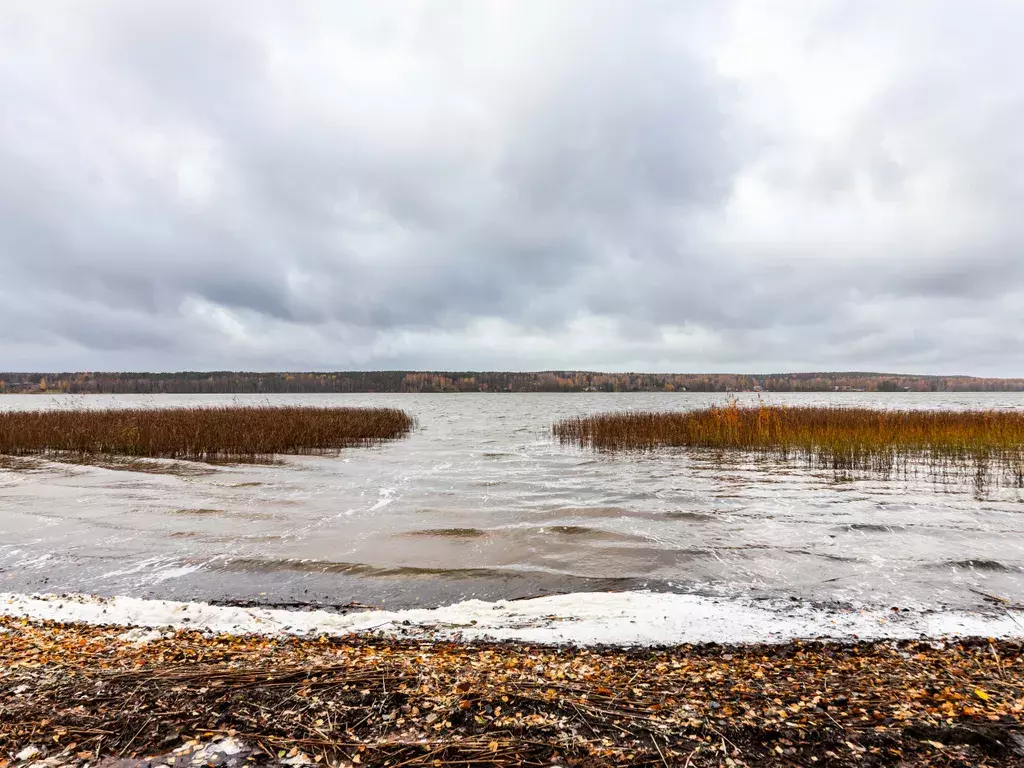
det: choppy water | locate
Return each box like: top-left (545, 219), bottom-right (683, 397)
top-left (1, 392), bottom-right (1023, 610)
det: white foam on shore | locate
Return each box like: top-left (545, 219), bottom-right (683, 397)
top-left (2, 591), bottom-right (1021, 645)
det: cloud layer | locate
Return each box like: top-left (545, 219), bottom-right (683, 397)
top-left (2, 1), bottom-right (1023, 373)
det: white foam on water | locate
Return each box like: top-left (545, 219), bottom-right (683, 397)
top-left (367, 487), bottom-right (396, 512)
top-left (149, 563), bottom-right (205, 583)
top-left (2, 591), bottom-right (1021, 646)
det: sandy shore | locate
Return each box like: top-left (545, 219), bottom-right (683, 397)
top-left (2, 608), bottom-right (1024, 767)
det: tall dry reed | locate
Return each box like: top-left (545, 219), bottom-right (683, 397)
top-left (0, 406), bottom-right (413, 463)
top-left (554, 403), bottom-right (1024, 486)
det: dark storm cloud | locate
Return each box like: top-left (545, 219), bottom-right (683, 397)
top-left (1, 1), bottom-right (1024, 373)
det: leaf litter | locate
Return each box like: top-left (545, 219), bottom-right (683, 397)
top-left (1, 616), bottom-right (1022, 767)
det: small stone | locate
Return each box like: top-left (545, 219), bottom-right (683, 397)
top-left (17, 746), bottom-right (42, 761)
top-left (216, 739), bottom-right (243, 757)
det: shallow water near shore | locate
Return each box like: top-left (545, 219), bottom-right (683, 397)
top-left (1, 392), bottom-right (1023, 616)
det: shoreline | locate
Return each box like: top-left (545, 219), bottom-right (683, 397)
top-left (2, 613), bottom-right (1023, 767)
top-left (3, 591), bottom-right (1024, 647)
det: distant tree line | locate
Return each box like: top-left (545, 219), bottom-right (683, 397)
top-left (2, 371), bottom-right (1024, 394)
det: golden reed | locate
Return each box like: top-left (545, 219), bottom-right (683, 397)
top-left (0, 406), bottom-right (413, 463)
top-left (554, 402), bottom-right (1024, 486)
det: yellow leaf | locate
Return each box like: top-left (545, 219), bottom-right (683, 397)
top-left (489, 742), bottom-right (499, 752)
top-left (975, 688), bottom-right (990, 701)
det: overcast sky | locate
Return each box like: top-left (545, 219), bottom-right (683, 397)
top-left (2, 1), bottom-right (1023, 374)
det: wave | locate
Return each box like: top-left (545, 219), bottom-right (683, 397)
top-left (405, 528), bottom-right (488, 538)
top-left (165, 508), bottom-right (279, 521)
top-left (663, 511), bottom-right (718, 522)
top-left (208, 557), bottom-right (509, 579)
top-left (531, 506), bottom-right (723, 523)
top-left (842, 523), bottom-right (907, 533)
top-left (547, 525), bottom-right (602, 535)
top-left (936, 559), bottom-right (1020, 572)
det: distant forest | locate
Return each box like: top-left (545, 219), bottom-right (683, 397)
top-left (2, 371), bottom-right (1024, 394)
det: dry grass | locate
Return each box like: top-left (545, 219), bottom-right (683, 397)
top-left (0, 406), bottom-right (413, 463)
top-left (554, 402), bottom-right (1024, 486)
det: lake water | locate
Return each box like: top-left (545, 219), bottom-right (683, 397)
top-left (1, 392), bottom-right (1023, 611)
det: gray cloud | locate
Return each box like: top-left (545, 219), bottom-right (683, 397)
top-left (1, 1), bottom-right (1023, 374)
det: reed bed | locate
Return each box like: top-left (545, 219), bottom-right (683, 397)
top-left (554, 403), bottom-right (1024, 486)
top-left (0, 406), bottom-right (413, 463)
